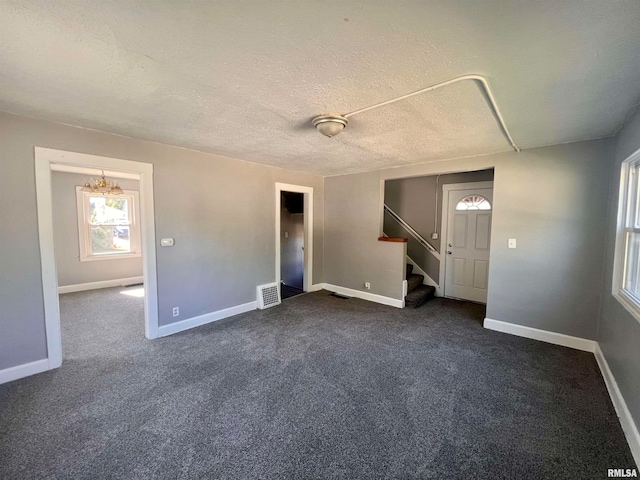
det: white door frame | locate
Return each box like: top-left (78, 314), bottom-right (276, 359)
top-left (275, 183), bottom-right (313, 292)
top-left (440, 181), bottom-right (494, 299)
top-left (34, 147), bottom-right (159, 370)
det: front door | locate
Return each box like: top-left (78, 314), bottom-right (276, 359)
top-left (444, 187), bottom-right (493, 303)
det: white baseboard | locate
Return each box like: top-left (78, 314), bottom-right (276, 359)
top-left (406, 256), bottom-right (442, 297)
top-left (308, 283), bottom-right (325, 292)
top-left (58, 276), bottom-right (144, 294)
top-left (323, 283), bottom-right (403, 308)
top-left (483, 318), bottom-right (597, 352)
top-left (158, 301), bottom-right (257, 337)
top-left (0, 358), bottom-right (51, 385)
top-left (594, 345), bottom-right (640, 468)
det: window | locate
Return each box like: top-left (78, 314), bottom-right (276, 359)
top-left (76, 187), bottom-right (141, 261)
top-left (613, 150), bottom-right (640, 323)
top-left (455, 194), bottom-right (491, 211)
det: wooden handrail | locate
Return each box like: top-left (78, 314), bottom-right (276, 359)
top-left (378, 237), bottom-right (408, 243)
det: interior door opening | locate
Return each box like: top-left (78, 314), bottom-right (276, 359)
top-left (382, 169), bottom-right (494, 306)
top-left (280, 191), bottom-right (305, 299)
top-left (275, 182), bottom-right (314, 301)
top-left (35, 147), bottom-right (159, 374)
top-left (51, 166), bottom-right (147, 362)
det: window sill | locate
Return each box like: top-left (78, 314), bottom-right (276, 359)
top-left (80, 253), bottom-right (142, 262)
top-left (613, 291), bottom-right (640, 325)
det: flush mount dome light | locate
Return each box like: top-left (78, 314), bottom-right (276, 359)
top-left (312, 114), bottom-right (348, 138)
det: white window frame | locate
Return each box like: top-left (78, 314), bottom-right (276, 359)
top-left (612, 147), bottom-right (640, 324)
top-left (76, 187), bottom-right (141, 261)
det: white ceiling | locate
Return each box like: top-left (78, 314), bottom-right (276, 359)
top-left (2, 1), bottom-right (639, 176)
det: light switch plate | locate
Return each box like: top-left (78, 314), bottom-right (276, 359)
top-left (161, 238), bottom-right (174, 247)
top-left (508, 238), bottom-right (517, 249)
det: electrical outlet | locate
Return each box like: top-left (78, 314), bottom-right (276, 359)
top-left (172, 306), bottom-right (179, 317)
top-left (508, 238), bottom-right (517, 249)
top-left (431, 232), bottom-right (439, 240)
top-left (364, 282), bottom-right (371, 290)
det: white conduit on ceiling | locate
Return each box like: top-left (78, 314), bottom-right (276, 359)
top-left (343, 74), bottom-right (520, 152)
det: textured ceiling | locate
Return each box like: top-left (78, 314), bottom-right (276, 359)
top-left (1, 1), bottom-right (640, 176)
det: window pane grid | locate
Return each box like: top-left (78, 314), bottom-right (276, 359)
top-left (455, 194), bottom-right (491, 211)
top-left (77, 187), bottom-right (140, 260)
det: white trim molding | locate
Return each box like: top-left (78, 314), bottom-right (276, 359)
top-left (0, 359), bottom-right (50, 385)
top-left (323, 283), bottom-right (404, 308)
top-left (594, 345), bottom-right (640, 467)
top-left (35, 147), bottom-right (159, 378)
top-left (158, 301), bottom-right (257, 337)
top-left (58, 276), bottom-right (144, 294)
top-left (483, 318), bottom-right (597, 352)
top-left (275, 183), bottom-right (314, 293)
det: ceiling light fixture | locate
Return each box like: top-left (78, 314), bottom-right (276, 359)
top-left (312, 114), bottom-right (348, 138)
top-left (80, 171), bottom-right (123, 195)
top-left (312, 74), bottom-right (520, 152)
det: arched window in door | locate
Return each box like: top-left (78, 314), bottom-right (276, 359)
top-left (455, 194), bottom-right (491, 211)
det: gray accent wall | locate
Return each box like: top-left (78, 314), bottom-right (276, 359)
top-left (0, 111), bottom-right (324, 370)
top-left (324, 170), bottom-right (407, 300)
top-left (599, 107), bottom-right (640, 426)
top-left (325, 139), bottom-right (613, 340)
top-left (52, 171), bottom-right (143, 287)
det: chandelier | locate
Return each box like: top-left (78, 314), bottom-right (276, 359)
top-left (80, 171), bottom-right (123, 195)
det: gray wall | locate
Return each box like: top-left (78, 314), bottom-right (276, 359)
top-left (0, 111), bottom-right (324, 370)
top-left (324, 170), bottom-right (407, 300)
top-left (598, 107), bottom-right (640, 426)
top-left (52, 171), bottom-right (143, 287)
top-left (280, 193), bottom-right (304, 289)
top-left (384, 169), bottom-right (494, 282)
top-left (325, 139), bottom-right (613, 340)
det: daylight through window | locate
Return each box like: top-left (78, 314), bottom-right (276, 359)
top-left (613, 151), bottom-right (640, 324)
top-left (455, 195), bottom-right (491, 211)
top-left (76, 187), bottom-right (141, 261)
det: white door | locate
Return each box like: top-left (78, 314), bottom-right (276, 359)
top-left (444, 187), bottom-right (493, 303)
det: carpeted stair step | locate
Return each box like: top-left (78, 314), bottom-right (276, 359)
top-left (406, 264), bottom-right (413, 276)
top-left (406, 273), bottom-right (424, 294)
top-left (405, 284), bottom-right (436, 308)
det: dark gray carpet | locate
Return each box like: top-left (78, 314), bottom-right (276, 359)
top-left (0, 288), bottom-right (635, 479)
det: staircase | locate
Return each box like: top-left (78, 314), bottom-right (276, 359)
top-left (405, 264), bottom-right (436, 308)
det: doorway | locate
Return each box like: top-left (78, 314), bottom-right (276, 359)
top-left (275, 183), bottom-right (313, 299)
top-left (35, 147), bottom-right (159, 372)
top-left (441, 181), bottom-right (494, 304)
top-left (280, 192), bottom-right (304, 299)
top-left (50, 166), bottom-right (146, 361)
